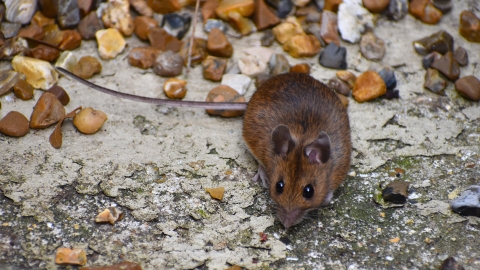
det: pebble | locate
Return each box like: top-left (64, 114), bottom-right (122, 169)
top-left (453, 46), bottom-right (468, 67)
top-left (295, 6), bottom-right (321, 23)
top-left (378, 68), bottom-right (396, 90)
top-left (161, 12), bottom-right (191, 40)
top-left (338, 0), bottom-right (374, 43)
top-left (432, 0), bottom-right (452, 14)
top-left (204, 19), bottom-right (228, 33)
top-left (59, 30), bottom-right (82, 50)
top-left (360, 32), bottom-right (386, 60)
top-left (202, 0), bottom-right (219, 21)
top-left (409, 0), bottom-right (442, 25)
top-left (206, 28), bottom-right (233, 58)
top-left (1, 22), bottom-right (21, 38)
top-left (439, 257), bottom-right (464, 270)
top-left (431, 51), bottom-right (460, 81)
top-left (31, 10), bottom-right (55, 27)
top-left (13, 78), bottom-right (34, 100)
top-left (73, 107), bottom-right (107, 134)
top-left (77, 0), bottom-right (97, 17)
top-left (413, 30), bottom-right (454, 55)
top-left (215, 0), bottom-right (254, 21)
top-left (43, 24), bottom-right (64, 46)
top-left (101, 0), bottom-right (134, 36)
top-left (382, 181), bottom-right (410, 204)
top-left (4, 0), bottom-right (36, 25)
top-left (227, 11), bottom-right (255, 36)
top-left (72, 56), bottom-right (102, 79)
top-left (18, 24), bottom-right (45, 40)
top-left (12, 55), bottom-right (58, 90)
top-left (57, 0), bottom-right (81, 29)
top-left (133, 16), bottom-right (158, 40)
top-left (203, 56), bottom-right (227, 81)
top-left (30, 92), bottom-right (66, 129)
top-left (320, 10), bottom-right (340, 46)
top-left (450, 185), bottom-right (480, 217)
top-left (95, 207), bottom-right (124, 225)
top-left (149, 27), bottom-right (183, 52)
top-left (336, 93), bottom-right (349, 107)
top-left (336, 70), bottom-right (356, 88)
top-left (454, 76), bottom-right (480, 101)
top-left (261, 29), bottom-right (275, 46)
top-left (206, 85), bottom-right (245, 117)
top-left (238, 54), bottom-right (268, 77)
top-left (55, 247), bottom-right (87, 266)
top-left (0, 70), bottom-right (20, 96)
top-left (78, 11), bottom-right (103, 40)
top-left (290, 63), bottom-right (310, 74)
top-left (79, 261), bottom-right (142, 270)
top-left (179, 37), bottom-right (207, 66)
top-left (0, 111), bottom-right (30, 137)
top-left (0, 37), bottom-right (28, 60)
top-left (328, 77), bottom-right (351, 96)
top-left (363, 0), bottom-right (390, 13)
top-left (265, 0), bottom-right (293, 19)
top-left (269, 53), bottom-right (290, 75)
top-left (147, 0), bottom-right (181, 14)
top-left (352, 70), bottom-right (386, 102)
top-left (272, 16), bottom-right (304, 44)
top-left (206, 187), bottom-right (225, 200)
top-left (226, 63), bottom-right (241, 74)
top-left (283, 34), bottom-right (321, 58)
top-left (423, 68), bottom-right (446, 95)
top-left (38, 0), bottom-right (58, 18)
top-left (130, 0), bottom-right (153, 17)
top-left (128, 47), bottom-right (160, 69)
top-left (459, 11), bottom-right (480, 43)
top-left (324, 0), bottom-right (342, 12)
top-left (253, 0), bottom-right (280, 30)
top-left (55, 51), bottom-right (78, 72)
top-left (47, 85), bottom-right (70, 106)
top-left (319, 42), bottom-right (347, 70)
top-left (163, 78), bottom-right (187, 99)
top-left (221, 74), bottom-right (252, 95)
top-left (422, 51), bottom-right (442, 69)
top-left (153, 50), bottom-right (184, 77)
top-left (96, 28), bottom-right (126, 60)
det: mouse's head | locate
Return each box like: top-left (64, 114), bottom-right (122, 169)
top-left (268, 124), bottom-right (333, 228)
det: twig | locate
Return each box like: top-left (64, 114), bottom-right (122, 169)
top-left (186, 0), bottom-right (201, 77)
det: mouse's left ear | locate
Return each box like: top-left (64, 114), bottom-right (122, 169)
top-left (305, 131), bottom-right (331, 164)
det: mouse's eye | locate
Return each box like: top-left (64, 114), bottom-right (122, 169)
top-left (303, 184), bottom-right (314, 199)
top-left (276, 179), bottom-right (284, 194)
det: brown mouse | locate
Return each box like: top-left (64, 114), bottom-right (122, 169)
top-left (243, 73), bottom-right (351, 228)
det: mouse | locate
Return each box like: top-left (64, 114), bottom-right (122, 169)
top-left (243, 73), bottom-right (351, 228)
top-left (58, 68), bottom-right (351, 228)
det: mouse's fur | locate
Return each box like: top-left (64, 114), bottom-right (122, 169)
top-left (243, 73), bottom-right (351, 228)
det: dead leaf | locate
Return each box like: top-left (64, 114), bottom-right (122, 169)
top-left (49, 106), bottom-right (81, 149)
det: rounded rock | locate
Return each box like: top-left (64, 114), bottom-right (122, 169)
top-left (206, 28), bottom-right (233, 58)
top-left (96, 28), bottom-right (126, 60)
top-left (205, 85), bottom-right (245, 117)
top-left (352, 70), bottom-right (386, 102)
top-left (72, 56), bottom-right (102, 79)
top-left (163, 78), bottom-right (187, 99)
top-left (30, 92), bottom-right (65, 129)
top-left (0, 111), bottom-right (29, 137)
top-left (13, 79), bottom-right (34, 100)
top-left (363, 0), bottom-right (390, 13)
top-left (360, 32), bottom-right (386, 61)
top-left (153, 50), bottom-right (184, 77)
top-left (73, 107), bottom-right (108, 134)
top-left (454, 76), bottom-right (480, 101)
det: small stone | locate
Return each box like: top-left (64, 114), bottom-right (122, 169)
top-left (295, 5), bottom-right (321, 23)
top-left (204, 19), bottom-right (228, 33)
top-left (95, 207), bottom-right (124, 224)
top-left (265, 0), bottom-right (293, 19)
top-left (128, 47), bottom-right (160, 69)
top-left (422, 51), bottom-right (442, 69)
top-left (431, 51), bottom-right (460, 81)
top-left (78, 11), bottom-right (103, 40)
top-left (360, 32), bottom-right (385, 60)
top-left (0, 22), bottom-right (21, 39)
top-left (0, 37), bottom-right (28, 60)
top-left (336, 70), bottom-right (356, 88)
top-left (202, 0), bottom-right (219, 21)
top-left (206, 85), bottom-right (245, 117)
top-left (43, 24), bottom-right (65, 46)
top-left (0, 70), bottom-right (20, 96)
top-left (78, 0), bottom-right (97, 17)
top-left (459, 11), bottom-right (480, 43)
top-left (206, 187), bottom-right (225, 200)
top-left (352, 70), bottom-right (386, 102)
top-left (78, 261), bottom-right (142, 270)
top-left (207, 28), bottom-right (233, 58)
top-left (179, 37), bottom-right (207, 66)
top-left (96, 28), bottom-right (126, 60)
top-left (378, 68), bottom-right (396, 90)
top-left (269, 53), bottom-right (290, 75)
top-left (163, 78), bottom-right (187, 99)
top-left (338, 0), bottom-right (374, 43)
top-left (18, 24), bottom-right (45, 40)
top-left (27, 44), bottom-right (61, 62)
top-left (336, 93), bottom-right (349, 107)
top-left (31, 10), bottom-right (56, 27)
top-left (226, 63), bottom-right (241, 74)
top-left (147, 0), bottom-right (181, 14)
top-left (238, 55), bottom-right (268, 77)
top-left (0, 111), bottom-right (29, 137)
top-left (424, 68), bottom-right (446, 95)
top-left (409, 0), bottom-right (442, 25)
top-left (253, 0), bottom-right (280, 30)
top-left (55, 51), bottom-right (78, 72)
top-left (148, 27), bottom-right (183, 52)
top-left (255, 73), bottom-right (273, 87)
top-left (363, 0), bottom-right (390, 13)
top-left (130, 0), bottom-right (154, 17)
top-left (55, 247), bottom-right (87, 266)
top-left (102, 0), bottom-right (134, 36)
top-left (290, 63), bottom-right (310, 74)
top-left (12, 55), bottom-right (59, 90)
top-left (221, 74), bottom-right (252, 95)
top-left (38, 0), bottom-right (58, 18)
top-left (227, 11), bottom-right (255, 36)
top-left (454, 76), bottom-right (480, 101)
top-left (13, 79), bottom-right (34, 100)
top-left (324, 0), bottom-right (342, 12)
top-left (261, 29), bottom-right (275, 46)
top-left (382, 181), bottom-right (410, 204)
top-left (215, 0), bottom-right (254, 21)
top-left (439, 257), bottom-right (464, 270)
top-left (319, 42), bottom-right (347, 70)
top-left (30, 92), bottom-right (66, 129)
top-left (320, 10), bottom-right (340, 46)
top-left (203, 56), bottom-right (227, 81)
top-left (47, 85), bottom-right (70, 106)
top-left (272, 16), bottom-right (304, 44)
top-left (73, 107), bottom-right (107, 134)
top-left (413, 31), bottom-right (454, 55)
top-left (58, 30), bottom-right (82, 50)
top-left (432, 0), bottom-right (452, 14)
top-left (72, 56), bottom-right (102, 79)
top-left (384, 88), bottom-right (400, 99)
top-left (328, 77), bottom-right (351, 96)
top-left (5, 0), bottom-right (36, 25)
top-left (450, 185), bottom-right (480, 217)
top-left (57, 0), bottom-right (81, 29)
top-left (453, 46), bottom-right (468, 67)
top-left (283, 34), bottom-right (321, 58)
top-left (133, 16), bottom-right (158, 40)
top-left (153, 50), bottom-right (184, 77)
top-left (161, 12), bottom-right (191, 40)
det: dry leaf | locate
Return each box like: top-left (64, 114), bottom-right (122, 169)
top-left (49, 106), bottom-right (81, 149)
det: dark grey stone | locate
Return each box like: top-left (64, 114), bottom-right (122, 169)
top-left (265, 0), bottom-right (293, 19)
top-left (57, 0), bottom-right (80, 29)
top-left (161, 13), bottom-right (191, 40)
top-left (318, 43), bottom-right (347, 70)
top-left (385, 0), bottom-right (407, 21)
top-left (379, 68), bottom-right (397, 90)
top-left (450, 185), bottom-right (480, 217)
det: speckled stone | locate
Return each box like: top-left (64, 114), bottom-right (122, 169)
top-left (272, 16), bottom-right (304, 44)
top-left (206, 85), bottom-right (245, 117)
top-left (454, 46), bottom-right (468, 67)
top-left (0, 111), bottom-right (30, 137)
top-left (78, 11), bottom-right (103, 40)
top-left (47, 85), bottom-right (70, 106)
top-left (57, 0), bottom-right (81, 29)
top-left (283, 35), bottom-right (321, 58)
top-left (409, 0), bottom-right (442, 25)
top-left (206, 28), bottom-right (233, 58)
top-left (153, 50), bottom-right (183, 77)
top-left (72, 56), bottom-right (102, 79)
top-left (328, 77), bottom-right (351, 96)
top-left (382, 181), bottom-right (410, 204)
top-left (289, 63), bottom-right (310, 74)
top-left (128, 47), bottom-right (161, 69)
top-left (148, 27), bottom-right (183, 52)
top-left (360, 32), bottom-right (385, 61)
top-left (431, 51), bottom-right (460, 81)
top-left (352, 70), bottom-right (386, 102)
top-left (95, 28), bottom-right (126, 60)
top-left (0, 70), bottom-right (20, 96)
top-left (424, 68), bottom-right (446, 95)
top-left (386, 0), bottom-right (407, 21)
top-left (30, 92), bottom-right (66, 129)
top-left (203, 56), bottom-right (227, 82)
top-left (413, 31), bottom-right (454, 55)
top-left (319, 42), bottom-right (347, 70)
top-left (459, 11), bottom-right (480, 43)
top-left (11, 55), bottom-right (58, 90)
top-left (454, 76), bottom-right (480, 101)
top-left (269, 53), bottom-right (290, 75)
top-left (13, 79), bottom-right (34, 100)
top-left (102, 0), bottom-right (134, 36)
top-left (163, 78), bottom-right (187, 99)
top-left (261, 29), bottom-right (275, 46)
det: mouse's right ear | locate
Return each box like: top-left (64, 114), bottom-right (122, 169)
top-left (304, 131), bottom-right (331, 164)
top-left (272, 125), bottom-right (295, 156)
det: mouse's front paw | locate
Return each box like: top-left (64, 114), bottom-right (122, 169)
top-left (252, 165), bottom-right (269, 188)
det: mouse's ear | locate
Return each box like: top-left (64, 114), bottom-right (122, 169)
top-left (272, 125), bottom-right (295, 156)
top-left (305, 131), bottom-right (331, 164)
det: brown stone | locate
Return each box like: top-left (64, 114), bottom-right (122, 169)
top-left (153, 50), bottom-right (184, 77)
top-left (336, 70), bottom-right (356, 88)
top-left (58, 30), bottom-right (82, 50)
top-left (128, 47), bottom-right (161, 69)
top-left (47, 85), bottom-right (70, 106)
top-left (409, 0), bottom-right (442, 25)
top-left (228, 11), bottom-right (255, 36)
top-left (134, 16), bottom-right (158, 40)
top-left (27, 44), bottom-right (61, 62)
top-left (72, 56), bottom-right (102, 79)
top-left (215, 0), bottom-right (254, 21)
top-left (206, 85), bottom-right (245, 117)
top-left (459, 11), bottom-right (480, 43)
top-left (320, 10), bottom-right (340, 46)
top-left (455, 76), bottom-right (480, 101)
top-left (148, 27), bottom-right (183, 52)
top-left (11, 55), bottom-right (58, 90)
top-left (352, 70), bottom-right (386, 102)
top-left (179, 37), bottom-right (207, 66)
top-left (324, 0), bottom-right (343, 13)
top-left (328, 76), bottom-right (351, 96)
top-left (94, 207), bottom-right (124, 225)
top-left (206, 28), bottom-right (233, 58)
top-left (382, 181), bottom-right (410, 204)
top-left (424, 68), bottom-right (446, 95)
top-left (290, 63), bottom-right (310, 74)
top-left (164, 78), bottom-right (187, 99)
top-left (30, 92), bottom-right (66, 129)
top-left (78, 0), bottom-right (96, 18)
top-left (77, 11), bottom-right (103, 40)
top-left (31, 10), bottom-right (55, 27)
top-left (43, 24), bottom-right (64, 46)
top-left (18, 24), bottom-right (45, 40)
top-left (0, 70), bottom-right (20, 96)
top-left (336, 93), bottom-right (349, 107)
top-left (0, 111), bottom-right (29, 137)
top-left (0, 37), bottom-right (28, 60)
top-left (296, 6), bottom-right (321, 23)
top-left (202, 0), bottom-right (219, 21)
top-left (283, 34), bottom-right (321, 58)
top-left (79, 261), bottom-right (142, 270)
top-left (130, 0), bottom-right (154, 17)
top-left (253, 0), bottom-right (280, 30)
top-left (55, 248), bottom-right (87, 266)
top-left (96, 28), bottom-right (126, 59)
top-left (362, 0), bottom-right (390, 13)
top-left (272, 17), bottom-right (304, 44)
top-left (13, 79), bottom-right (34, 100)
top-left (73, 107), bottom-right (107, 134)
top-left (413, 30), bottom-right (454, 55)
top-left (205, 187), bottom-right (225, 200)
top-left (38, 0), bottom-right (58, 18)
top-left (101, 0), bottom-right (134, 36)
top-left (431, 51), bottom-right (460, 81)
top-left (454, 46), bottom-right (468, 67)
top-left (147, 0), bottom-right (181, 14)
top-left (360, 32), bottom-right (386, 60)
top-left (422, 51), bottom-right (443, 69)
top-left (203, 56), bottom-right (227, 81)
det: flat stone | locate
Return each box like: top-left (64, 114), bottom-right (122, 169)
top-left (206, 28), bottom-right (233, 58)
top-left (128, 47), bottom-right (161, 69)
top-left (324, 0), bottom-right (342, 12)
top-left (450, 185), bottom-right (480, 217)
top-left (269, 53), bottom-right (290, 75)
top-left (215, 0), bottom-right (254, 21)
top-left (431, 51), bottom-right (460, 81)
top-left (336, 70), bottom-right (356, 88)
top-left (163, 78), bottom-right (187, 99)
top-left (360, 32), bottom-right (385, 60)
top-left (454, 46), bottom-right (468, 67)
top-left (454, 76), bottom-right (480, 101)
top-left (203, 56), bottom-right (227, 82)
top-left (253, 0), bottom-right (280, 30)
top-left (31, 10), bottom-right (56, 27)
top-left (30, 92), bottom-right (66, 129)
top-left (153, 50), bottom-right (183, 77)
top-left (272, 16), bottom-right (304, 44)
top-left (57, 0), bottom-right (81, 29)
top-left (226, 63), bottom-right (241, 74)
top-left (101, 0), bottom-right (134, 36)
top-left (79, 261), bottom-right (142, 270)
top-left (319, 42), bottom-right (347, 70)
top-left (382, 181), bottom-right (410, 204)
top-left (378, 68), bottom-right (396, 91)
top-left (227, 11), bottom-right (255, 36)
top-left (265, 0), bottom-right (293, 19)
top-left (221, 74), bottom-right (252, 95)
top-left (78, 11), bottom-right (103, 40)
top-left (202, 0), bottom-right (219, 21)
top-left (289, 63), bottom-right (310, 74)
top-left (409, 0), bottom-right (442, 25)
top-left (338, 1), bottom-right (374, 43)
top-left (130, 0), bottom-right (154, 17)
top-left (55, 247), bottom-right (87, 266)
top-left (352, 70), bottom-right (386, 102)
top-left (96, 28), bottom-right (126, 60)
top-left (47, 85), bottom-right (70, 105)
top-left (205, 85), bottom-right (245, 117)
top-left (147, 0), bottom-right (181, 14)
top-left (424, 68), bottom-right (446, 95)
top-left (27, 44), bottom-right (60, 62)
top-left (0, 22), bottom-right (21, 39)
top-left (328, 77), bottom-right (351, 96)
top-left (320, 10), bottom-right (340, 46)
top-left (18, 24), bottom-right (45, 40)
top-left (238, 54), bottom-right (268, 77)
top-left (148, 27), bottom-right (183, 52)
top-left (459, 11), bottom-right (480, 43)
top-left (261, 29), bottom-right (275, 46)
top-left (161, 12), bottom-right (191, 40)
top-left (204, 19), bottom-right (228, 33)
top-left (13, 79), bottom-right (34, 100)
top-left (134, 16), bottom-right (158, 40)
top-left (72, 55), bottom-right (102, 79)
top-left (12, 55), bottom-right (58, 90)
top-left (0, 111), bottom-right (29, 137)
top-left (283, 34), bottom-right (321, 58)
top-left (55, 51), bottom-right (78, 72)
top-left (58, 30), bottom-right (82, 50)
top-left (206, 187), bottom-right (225, 200)
top-left (0, 70), bottom-right (20, 96)
top-left (422, 51), bottom-right (442, 69)
top-left (413, 30), bottom-right (454, 55)
top-left (43, 24), bottom-right (64, 46)
top-left (5, 0), bottom-right (36, 25)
